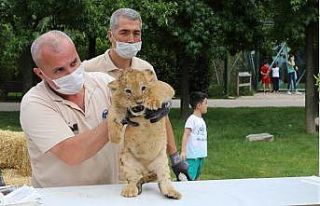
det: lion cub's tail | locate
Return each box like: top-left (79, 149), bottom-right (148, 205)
top-left (140, 173), bottom-right (157, 184)
top-left (136, 173), bottom-right (157, 195)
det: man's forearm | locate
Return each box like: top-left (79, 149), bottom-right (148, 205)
top-left (79, 120), bottom-right (109, 161)
top-left (165, 116), bottom-right (177, 155)
top-left (166, 118), bottom-right (191, 180)
top-left (50, 120), bottom-right (109, 165)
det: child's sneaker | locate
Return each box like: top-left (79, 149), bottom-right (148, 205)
top-left (287, 91), bottom-right (292, 95)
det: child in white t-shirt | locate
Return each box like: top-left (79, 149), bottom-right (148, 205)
top-left (271, 63), bottom-right (280, 93)
top-left (181, 92), bottom-right (208, 180)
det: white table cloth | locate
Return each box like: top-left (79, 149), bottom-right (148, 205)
top-left (37, 176), bottom-right (320, 206)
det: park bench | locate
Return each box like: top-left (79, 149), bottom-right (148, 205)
top-left (236, 72), bottom-right (252, 96)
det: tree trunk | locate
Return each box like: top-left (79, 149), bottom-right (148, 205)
top-left (179, 55), bottom-right (192, 120)
top-left (305, 22), bottom-right (318, 134)
top-left (20, 45), bottom-right (34, 94)
top-left (88, 35), bottom-right (96, 59)
top-left (196, 55), bottom-right (210, 93)
top-left (253, 50), bottom-right (261, 91)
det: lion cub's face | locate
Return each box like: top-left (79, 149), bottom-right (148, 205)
top-left (108, 69), bottom-right (156, 116)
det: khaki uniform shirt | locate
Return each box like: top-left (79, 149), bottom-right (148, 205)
top-left (83, 49), bottom-right (156, 79)
top-left (20, 72), bottom-right (120, 187)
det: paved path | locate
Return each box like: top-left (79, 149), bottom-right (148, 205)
top-left (0, 92), bottom-right (305, 112)
top-left (0, 102), bottom-right (21, 111)
top-left (172, 92), bottom-right (305, 108)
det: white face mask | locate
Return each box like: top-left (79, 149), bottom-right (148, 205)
top-left (45, 64), bottom-right (85, 95)
top-left (115, 41), bottom-right (142, 59)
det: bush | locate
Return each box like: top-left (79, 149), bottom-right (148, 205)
top-left (208, 84), bottom-right (224, 98)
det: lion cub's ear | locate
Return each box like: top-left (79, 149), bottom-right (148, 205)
top-left (108, 80), bottom-right (119, 92)
top-left (143, 69), bottom-right (156, 82)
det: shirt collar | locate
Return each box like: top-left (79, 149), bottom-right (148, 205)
top-left (104, 49), bottom-right (140, 71)
top-left (103, 49), bottom-right (119, 72)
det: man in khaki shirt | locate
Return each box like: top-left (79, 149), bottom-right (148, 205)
top-left (83, 8), bottom-right (190, 181)
top-left (20, 30), bottom-right (119, 187)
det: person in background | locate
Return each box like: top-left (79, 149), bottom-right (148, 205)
top-left (271, 62), bottom-right (280, 93)
top-left (260, 62), bottom-right (272, 94)
top-left (180, 92), bottom-right (208, 181)
top-left (83, 8), bottom-right (190, 181)
top-left (287, 54), bottom-right (301, 95)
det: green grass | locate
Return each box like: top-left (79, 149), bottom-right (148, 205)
top-left (0, 112), bottom-right (21, 131)
top-left (0, 108), bottom-right (318, 180)
top-left (169, 107), bottom-right (318, 180)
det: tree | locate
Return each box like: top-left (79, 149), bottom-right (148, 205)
top-left (1, 0), bottom-right (317, 130)
top-left (136, 0), bottom-right (265, 118)
top-left (152, 0), bottom-right (265, 118)
top-left (142, 0), bottom-right (221, 119)
top-left (267, 0), bottom-right (319, 133)
top-left (0, 0), bottom-right (113, 93)
top-left (0, 0), bottom-right (81, 92)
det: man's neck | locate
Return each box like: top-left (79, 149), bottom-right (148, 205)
top-left (109, 49), bottom-right (132, 69)
top-left (60, 88), bottom-right (85, 111)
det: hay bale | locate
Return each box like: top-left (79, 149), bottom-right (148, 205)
top-left (2, 169), bottom-right (31, 186)
top-left (0, 130), bottom-right (31, 177)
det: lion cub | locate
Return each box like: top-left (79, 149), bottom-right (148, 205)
top-left (108, 69), bottom-right (181, 199)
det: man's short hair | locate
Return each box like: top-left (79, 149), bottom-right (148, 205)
top-left (31, 30), bottom-right (74, 67)
top-left (110, 8), bottom-right (142, 31)
top-left (189, 92), bottom-right (208, 110)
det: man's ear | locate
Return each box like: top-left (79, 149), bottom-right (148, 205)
top-left (143, 69), bottom-right (156, 82)
top-left (107, 29), bottom-right (116, 48)
top-left (107, 29), bottom-right (112, 42)
top-left (108, 80), bottom-right (119, 92)
top-left (33, 68), bottom-right (44, 80)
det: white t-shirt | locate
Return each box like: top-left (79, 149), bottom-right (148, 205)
top-left (185, 114), bottom-right (207, 159)
top-left (272, 67), bottom-right (280, 78)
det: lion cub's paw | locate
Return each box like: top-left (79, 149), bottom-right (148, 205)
top-left (159, 182), bottom-right (182, 199)
top-left (110, 136), bottom-right (121, 144)
top-left (163, 188), bottom-right (182, 199)
top-left (121, 184), bottom-right (139, 198)
top-left (108, 121), bottom-right (123, 144)
top-left (109, 131), bottom-right (122, 144)
top-left (144, 97), bottom-right (162, 110)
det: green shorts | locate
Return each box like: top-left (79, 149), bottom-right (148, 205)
top-left (187, 158), bottom-right (205, 180)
